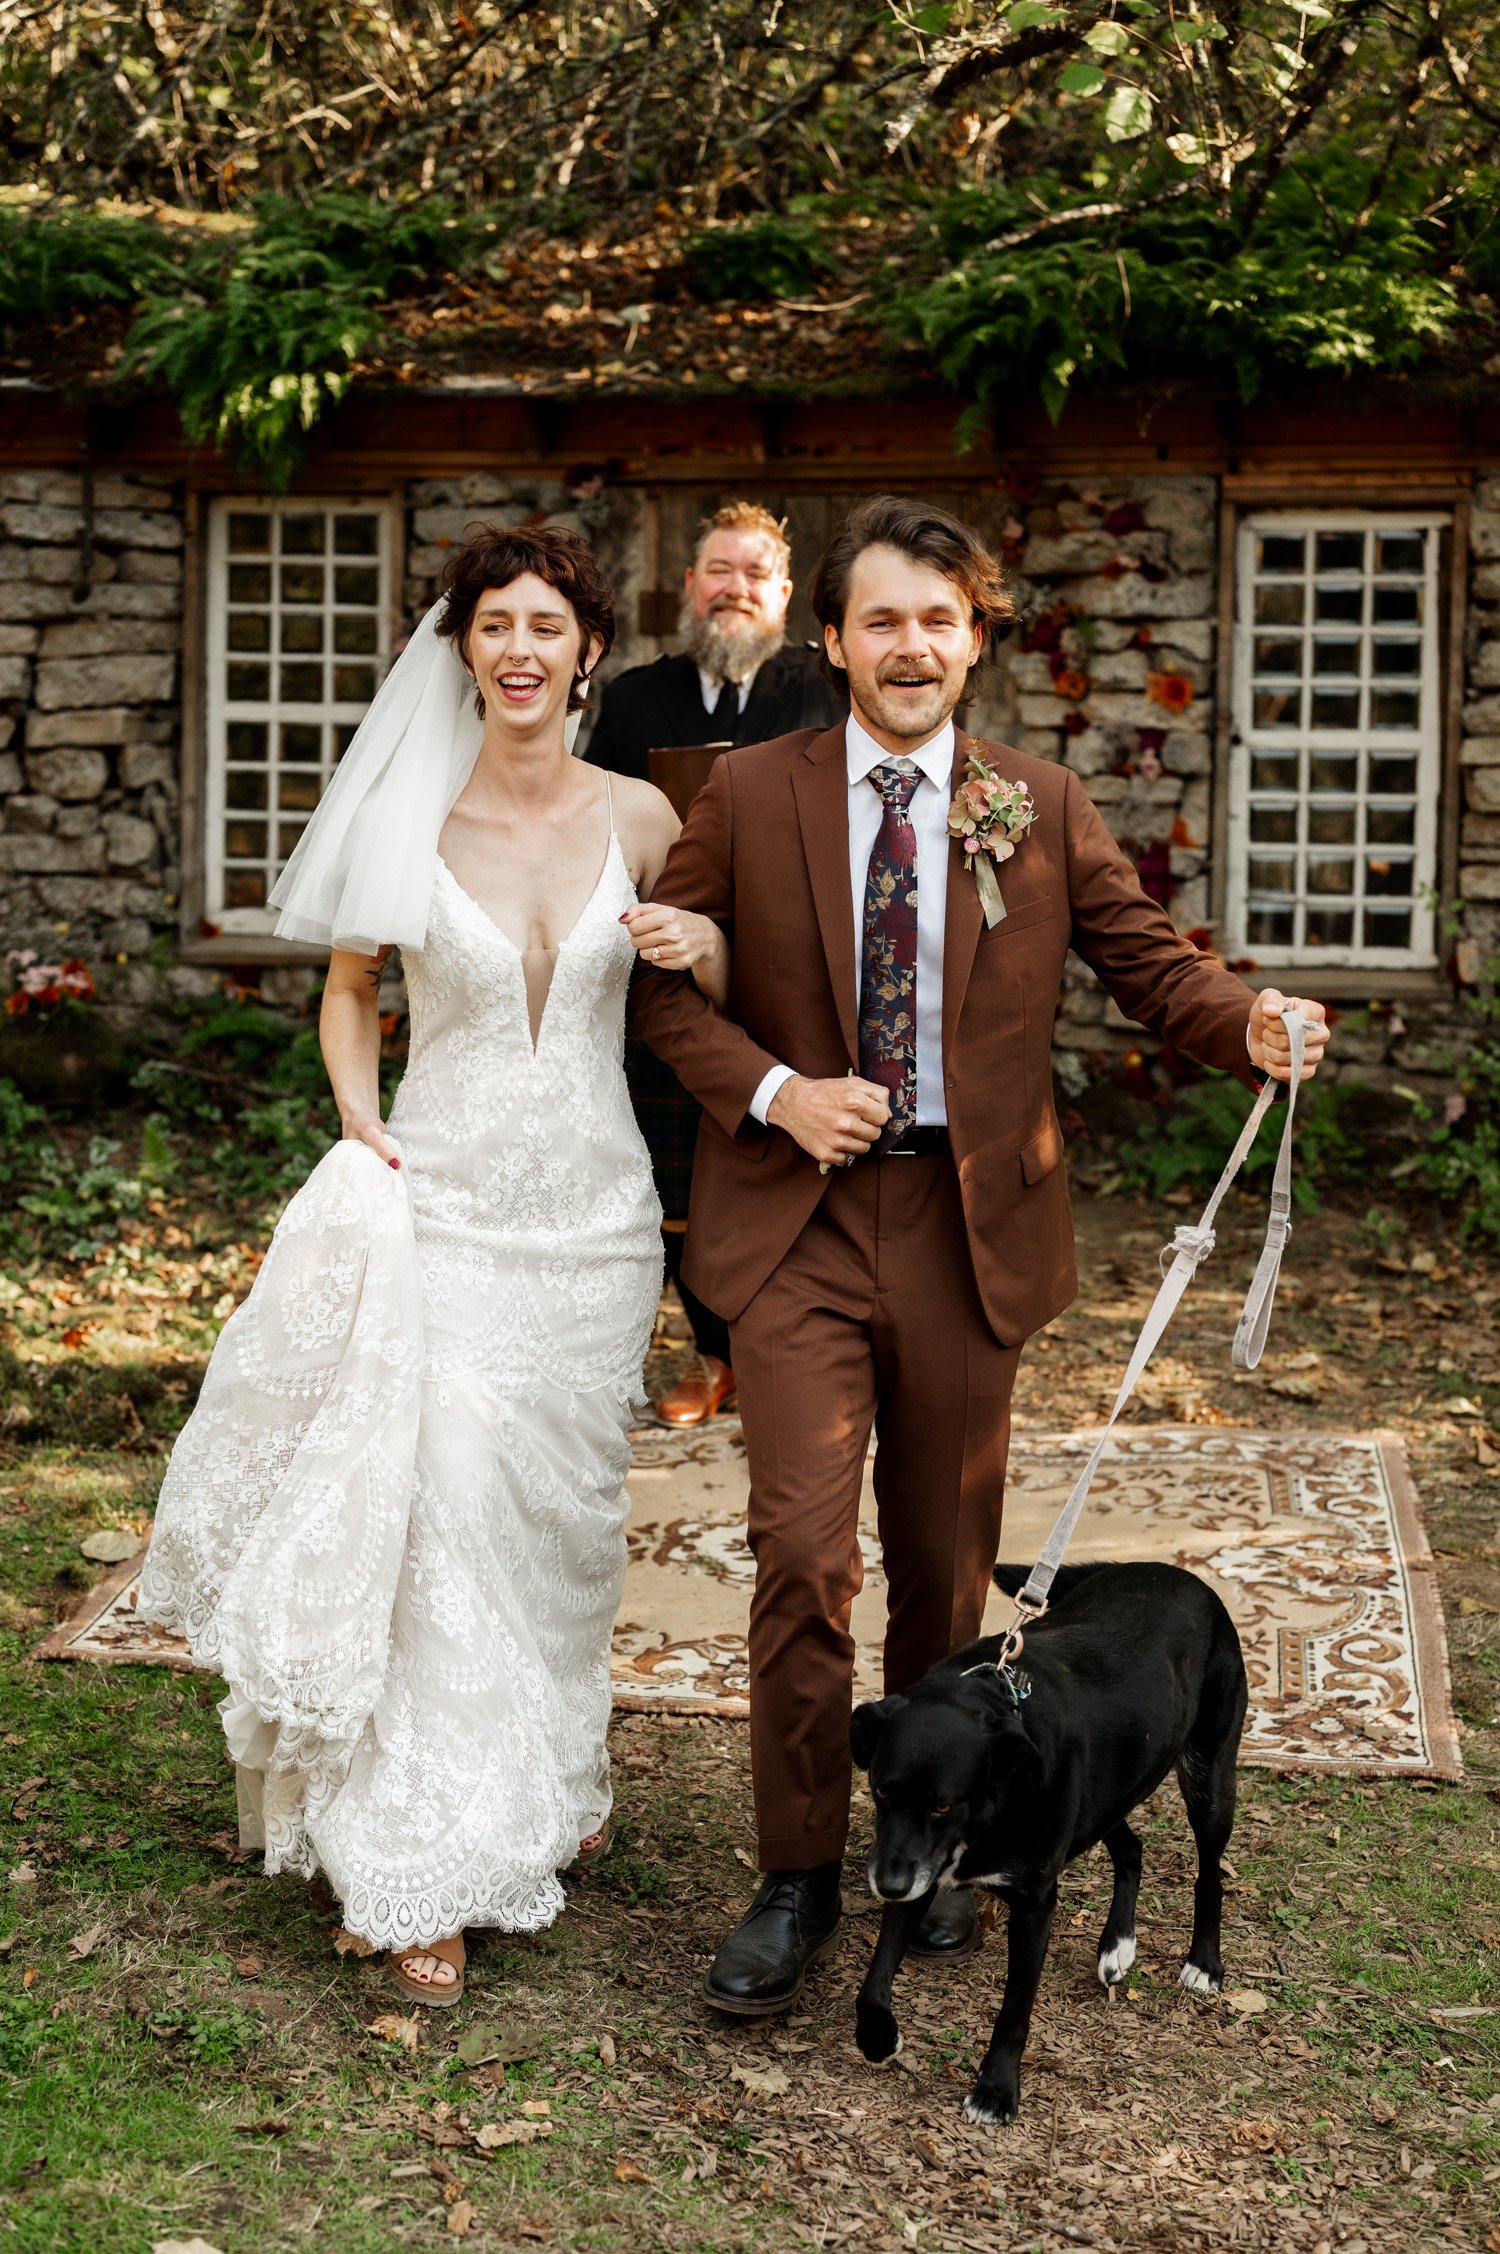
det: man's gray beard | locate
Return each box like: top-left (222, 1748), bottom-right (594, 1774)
top-left (678, 599), bottom-right (786, 686)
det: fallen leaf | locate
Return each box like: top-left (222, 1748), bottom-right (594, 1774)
top-left (22, 1966), bottom-right (36, 1988)
top-left (521, 2099), bottom-right (550, 2118)
top-left (367, 2012), bottom-right (422, 2051)
top-left (455, 2021), bottom-right (543, 2066)
top-left (332, 1927), bottom-right (378, 1957)
top-left (474, 2121), bottom-right (549, 2149)
top-left (597, 2032), bottom-right (616, 2066)
top-left (1476, 1429), bottom-right (1500, 1468)
top-left (1449, 1396), bottom-right (1484, 1417)
top-left (390, 2162), bottom-right (430, 2178)
top-left (733, 1848), bottom-right (756, 1868)
top-left (0, 1932), bottom-right (17, 1954)
top-left (613, 2157), bottom-right (651, 2183)
top-left (446, 2201), bottom-right (475, 2236)
top-left (1222, 1989), bottom-right (1269, 2015)
top-left (1459, 1595), bottom-right (1498, 1616)
top-left (1428, 2004), bottom-right (1496, 2022)
top-left (233, 1954), bottom-right (263, 1978)
top-left (1267, 1375), bottom-right (1318, 1401)
top-left (8, 1864), bottom-right (36, 1888)
top-left (233, 2118), bottom-right (290, 2136)
top-left (152, 2242), bottom-right (228, 2254)
top-left (60, 1324), bottom-right (94, 1349)
top-left (730, 2063), bottom-right (790, 2095)
top-left (79, 1528), bottom-right (140, 1563)
top-left (68, 1923), bottom-right (105, 1960)
top-left (1280, 1349), bottom-right (1321, 1370)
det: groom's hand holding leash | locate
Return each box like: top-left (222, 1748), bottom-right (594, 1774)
top-left (768, 1074), bottom-right (890, 1168)
top-left (1248, 989), bottom-right (1330, 1084)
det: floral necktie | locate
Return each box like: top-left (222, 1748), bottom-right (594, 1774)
top-left (858, 763), bottom-right (920, 1153)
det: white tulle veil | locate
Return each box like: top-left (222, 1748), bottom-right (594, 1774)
top-left (269, 600), bottom-right (483, 954)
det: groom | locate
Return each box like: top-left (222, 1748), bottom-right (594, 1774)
top-left (629, 495), bottom-right (1329, 2013)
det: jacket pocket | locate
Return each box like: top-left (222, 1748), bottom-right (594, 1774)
top-left (1020, 1113), bottom-right (1063, 1185)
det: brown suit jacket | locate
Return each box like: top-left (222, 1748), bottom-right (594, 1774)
top-left (628, 724), bottom-right (1259, 1345)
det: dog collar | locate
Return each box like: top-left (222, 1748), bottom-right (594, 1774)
top-left (963, 1658), bottom-right (1032, 1704)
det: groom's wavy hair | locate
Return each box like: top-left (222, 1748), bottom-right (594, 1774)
top-left (436, 521), bottom-right (615, 717)
top-left (809, 497), bottom-right (1015, 697)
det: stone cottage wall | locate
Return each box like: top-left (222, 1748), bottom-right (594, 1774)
top-left (0, 472), bottom-right (191, 1010)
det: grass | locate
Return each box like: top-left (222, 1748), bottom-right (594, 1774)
top-left (3, 1129), bottom-right (1500, 2251)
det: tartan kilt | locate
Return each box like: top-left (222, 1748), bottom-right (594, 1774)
top-left (626, 1032), bottom-right (701, 1223)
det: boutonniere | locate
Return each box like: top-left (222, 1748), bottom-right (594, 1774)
top-left (947, 754), bottom-right (1036, 928)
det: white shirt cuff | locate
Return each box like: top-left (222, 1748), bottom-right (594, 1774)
top-left (748, 1064), bottom-right (796, 1126)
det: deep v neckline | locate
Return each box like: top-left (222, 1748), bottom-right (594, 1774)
top-left (436, 835), bottom-right (622, 1058)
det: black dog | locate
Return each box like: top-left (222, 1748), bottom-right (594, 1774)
top-left (851, 1560), bottom-right (1247, 2126)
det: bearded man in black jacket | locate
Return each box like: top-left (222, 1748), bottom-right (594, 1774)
top-left (586, 500), bottom-right (845, 1426)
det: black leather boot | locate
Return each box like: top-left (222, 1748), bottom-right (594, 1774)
top-left (909, 1885), bottom-right (982, 1961)
top-left (703, 1861), bottom-right (843, 2015)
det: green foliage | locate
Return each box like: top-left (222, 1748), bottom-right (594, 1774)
top-left (688, 214), bottom-right (836, 301)
top-left (0, 208), bottom-right (183, 321)
top-left (893, 154), bottom-right (1466, 421)
top-left (1399, 990), bottom-right (1500, 1247)
top-left (1115, 1071), bottom-right (1365, 1209)
top-left (0, 1081), bottom-right (154, 1262)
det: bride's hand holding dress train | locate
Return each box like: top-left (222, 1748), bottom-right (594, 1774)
top-left (140, 524), bottom-right (727, 2006)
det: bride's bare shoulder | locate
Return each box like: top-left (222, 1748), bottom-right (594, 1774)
top-left (606, 772), bottom-right (680, 843)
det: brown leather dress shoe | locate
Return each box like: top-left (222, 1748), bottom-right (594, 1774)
top-left (655, 1354), bottom-right (737, 1427)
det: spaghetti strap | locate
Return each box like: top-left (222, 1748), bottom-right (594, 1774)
top-left (604, 770), bottom-right (616, 839)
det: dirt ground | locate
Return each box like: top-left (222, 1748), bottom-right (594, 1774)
top-left (3, 1176), bottom-right (1499, 2253)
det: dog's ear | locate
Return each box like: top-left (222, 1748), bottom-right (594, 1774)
top-left (989, 1707), bottom-right (1049, 1797)
top-left (850, 1695), bottom-right (906, 1771)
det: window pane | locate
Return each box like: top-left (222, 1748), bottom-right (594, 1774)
top-left (1311, 691), bottom-right (1359, 729)
top-left (280, 662), bottom-right (324, 702)
top-left (1372, 640), bottom-right (1419, 677)
top-left (278, 773), bottom-right (322, 811)
top-left (227, 721), bottom-right (268, 762)
top-left (1313, 585), bottom-right (1363, 624)
top-left (278, 820), bottom-right (308, 856)
top-left (334, 723), bottom-right (359, 761)
top-left (1363, 908), bottom-right (1412, 947)
top-left (281, 723), bottom-right (322, 763)
top-left (1307, 804), bottom-right (1356, 845)
top-left (1366, 804), bottom-right (1416, 846)
top-left (223, 869), bottom-right (267, 908)
top-left (1306, 857), bottom-right (1354, 895)
top-left (1315, 531), bottom-right (1364, 573)
top-left (227, 513), bottom-right (271, 553)
top-left (1249, 857), bottom-right (1296, 893)
top-left (334, 514), bottom-right (380, 555)
top-left (281, 615), bottom-right (324, 653)
top-left (1372, 586), bottom-right (1420, 625)
top-left (227, 662), bottom-right (269, 701)
top-left (335, 565), bottom-right (380, 606)
top-left (333, 663), bottom-right (377, 702)
top-left (225, 771), bottom-right (268, 810)
top-left (1367, 755), bottom-right (1417, 794)
top-left (281, 514), bottom-right (327, 555)
top-left (227, 612), bottom-right (270, 652)
top-left (1311, 638), bottom-right (1359, 676)
top-left (1254, 584), bottom-right (1304, 626)
top-left (1256, 534), bottom-right (1305, 574)
top-left (1248, 905), bottom-right (1295, 945)
top-left (1376, 533), bottom-right (1424, 575)
top-left (228, 563), bottom-right (271, 604)
top-left (1309, 753), bottom-right (1358, 791)
top-left (280, 564), bottom-right (324, 605)
top-left (1366, 857), bottom-right (1413, 897)
top-left (1304, 908), bottom-right (1353, 947)
top-left (224, 820), bottom-right (268, 858)
top-left (1254, 689), bottom-right (1301, 729)
top-left (1370, 690), bottom-right (1419, 730)
top-left (334, 613), bottom-right (379, 655)
top-left (1250, 751), bottom-right (1300, 790)
top-left (1250, 804), bottom-right (1298, 844)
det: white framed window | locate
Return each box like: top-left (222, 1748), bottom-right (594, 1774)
top-left (204, 496), bottom-right (397, 932)
top-left (1226, 511), bottom-right (1445, 970)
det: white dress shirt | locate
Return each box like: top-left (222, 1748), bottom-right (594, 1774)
top-left (749, 712), bottom-right (955, 1128)
top-left (697, 664), bottom-right (756, 721)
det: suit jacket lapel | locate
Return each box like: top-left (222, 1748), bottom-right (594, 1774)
top-left (658, 654), bottom-right (717, 744)
top-left (791, 723), bottom-right (858, 1067)
top-left (942, 731), bottom-right (985, 1064)
top-left (736, 654), bottom-right (784, 744)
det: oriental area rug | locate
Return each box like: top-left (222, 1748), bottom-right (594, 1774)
top-left (36, 1424), bottom-right (1461, 1782)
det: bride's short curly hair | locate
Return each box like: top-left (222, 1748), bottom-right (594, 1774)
top-left (435, 521), bottom-right (616, 716)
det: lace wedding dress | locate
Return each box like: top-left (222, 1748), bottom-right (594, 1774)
top-left (140, 804), bottom-right (662, 1950)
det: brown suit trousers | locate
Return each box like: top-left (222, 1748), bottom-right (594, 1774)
top-left (630, 724), bottom-right (1258, 1868)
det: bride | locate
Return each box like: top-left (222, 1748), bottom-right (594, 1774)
top-left (141, 523), bottom-right (724, 2004)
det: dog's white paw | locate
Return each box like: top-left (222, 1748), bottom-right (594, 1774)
top-left (1178, 1961), bottom-right (1218, 1995)
top-left (1097, 1936), bottom-right (1137, 1987)
top-left (961, 2088), bottom-right (1017, 2128)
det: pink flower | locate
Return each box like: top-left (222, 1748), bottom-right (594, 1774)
top-left (1444, 1094), bottom-right (1468, 1128)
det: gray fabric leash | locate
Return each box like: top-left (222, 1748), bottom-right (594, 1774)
top-left (986, 1013), bottom-right (1310, 1671)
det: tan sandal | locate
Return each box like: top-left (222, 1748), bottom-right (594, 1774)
top-left (387, 1931), bottom-right (466, 2008)
top-left (574, 1818), bottom-right (612, 1869)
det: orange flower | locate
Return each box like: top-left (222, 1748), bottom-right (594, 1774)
top-left (1147, 668), bottom-right (1194, 714)
top-left (4, 990), bottom-right (28, 1016)
top-left (1053, 666), bottom-right (1091, 701)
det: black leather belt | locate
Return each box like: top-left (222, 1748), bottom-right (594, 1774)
top-left (882, 1126), bottom-right (951, 1158)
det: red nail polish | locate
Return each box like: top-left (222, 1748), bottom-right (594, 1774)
top-left (389, 1158), bottom-right (400, 1170)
